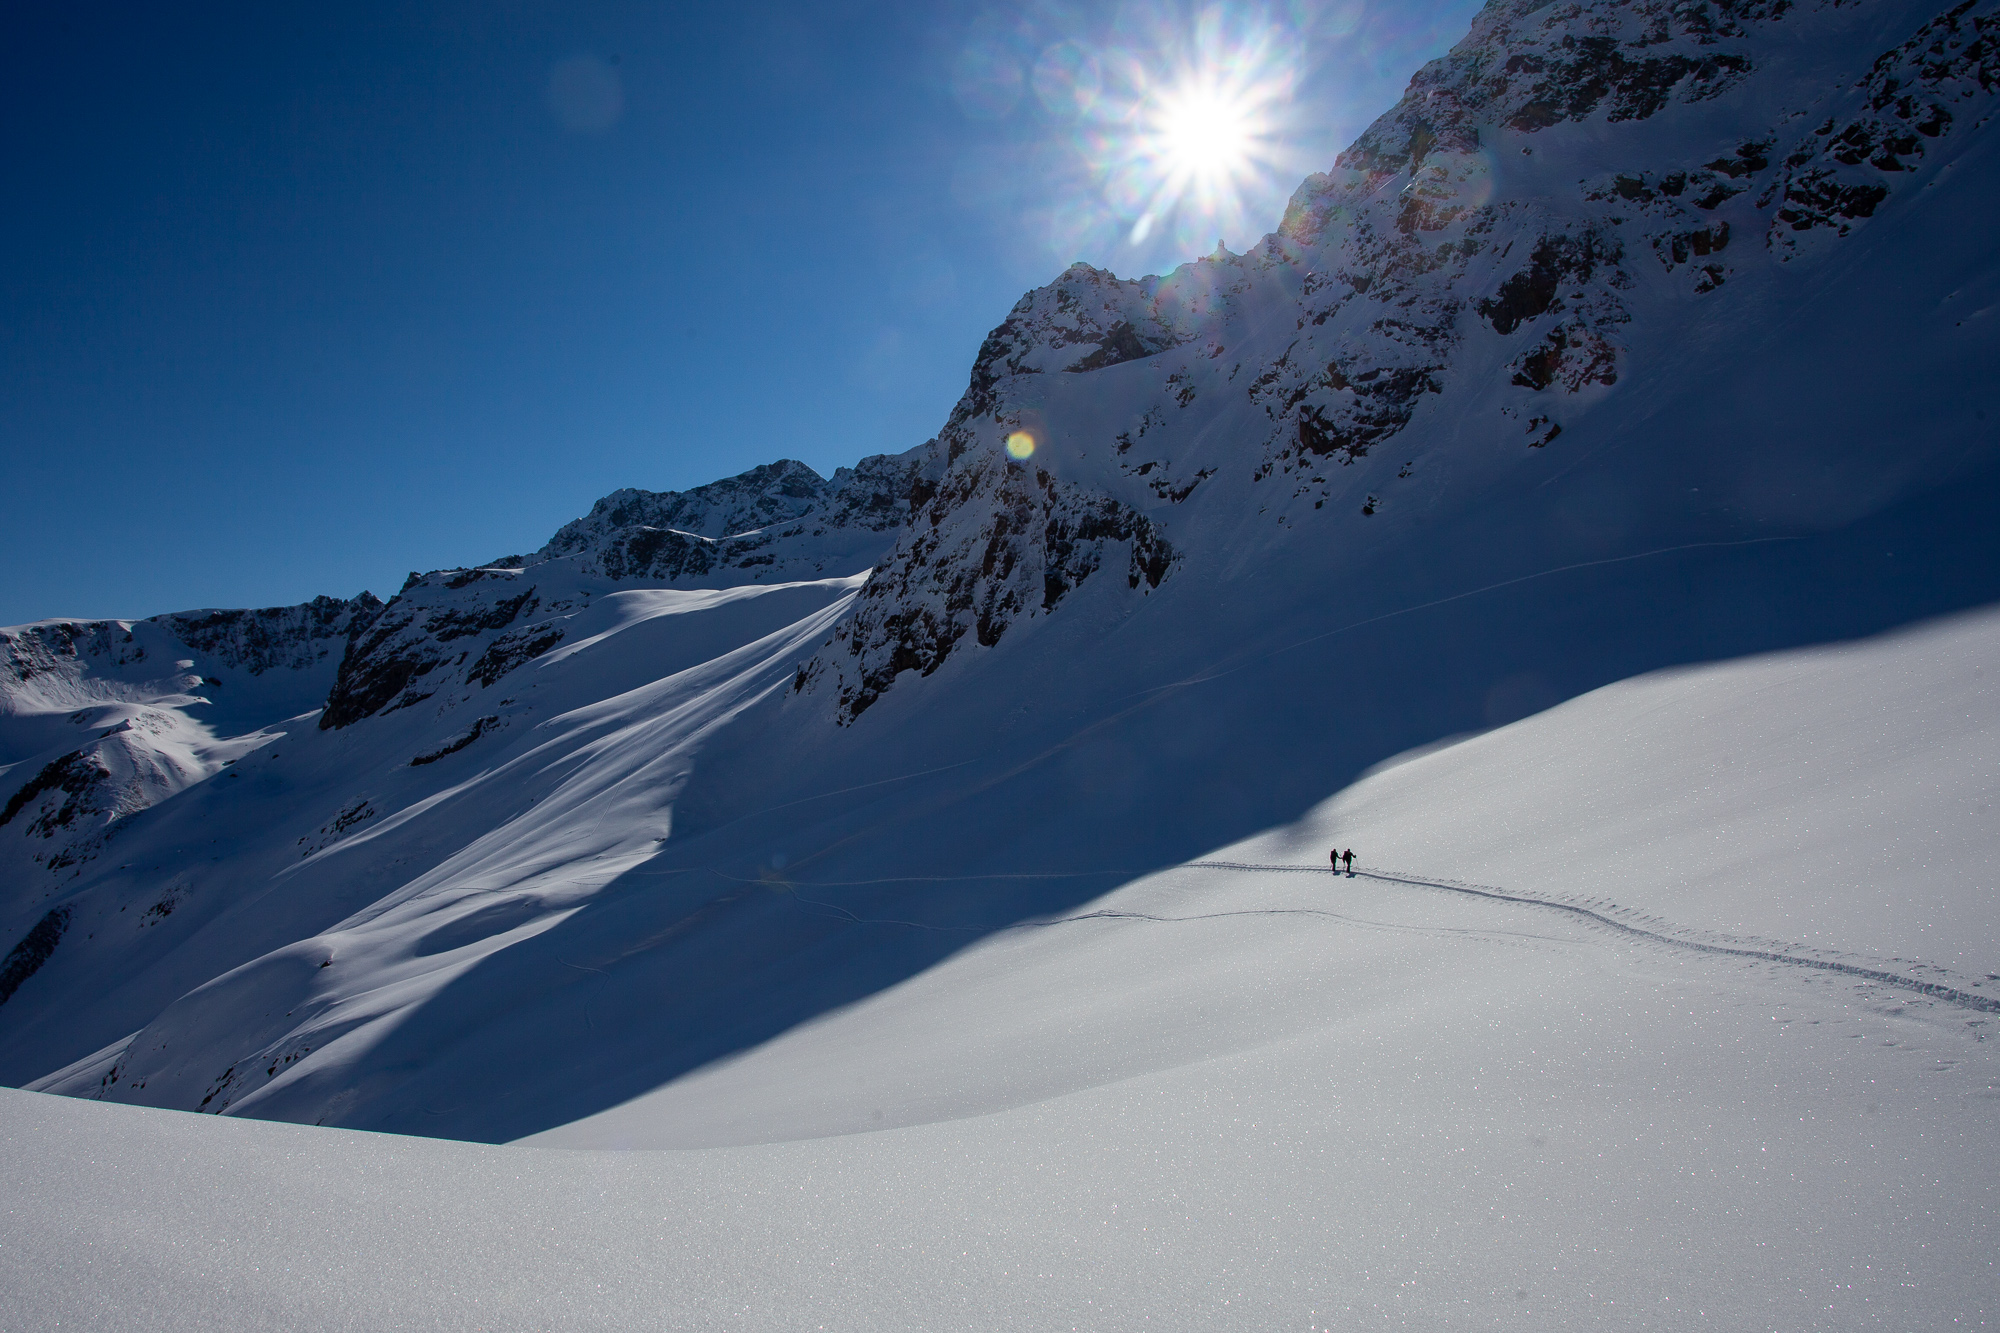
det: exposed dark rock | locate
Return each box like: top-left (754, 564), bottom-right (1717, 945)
top-left (1294, 363), bottom-right (1445, 465)
top-left (1763, 0), bottom-right (1997, 254)
top-left (1706, 139), bottom-right (1773, 177)
top-left (297, 799), bottom-right (378, 858)
top-left (140, 882), bottom-right (188, 924)
top-left (320, 573), bottom-right (555, 728)
top-left (1478, 233), bottom-right (1620, 336)
top-left (1773, 172), bottom-right (1891, 235)
top-left (1152, 469), bottom-right (1216, 504)
top-left (1, 751), bottom-right (106, 832)
top-left (467, 628), bottom-right (566, 689)
top-left (1499, 44), bottom-right (1749, 133)
top-left (1585, 167), bottom-right (1745, 214)
top-left (594, 528), bottom-right (719, 583)
top-left (950, 263), bottom-right (1192, 426)
top-left (156, 594), bottom-right (383, 676)
top-left (537, 455), bottom-right (917, 585)
top-left (3, 621), bottom-right (149, 686)
top-left (1511, 324), bottom-right (1619, 392)
top-left (0, 907), bottom-right (70, 1008)
top-left (803, 457), bottom-right (1176, 723)
top-left (320, 611), bottom-right (435, 730)
top-left (411, 716), bottom-right (500, 766)
top-left (427, 591), bottom-right (537, 643)
top-left (1280, 0), bottom-right (1776, 243)
top-left (1654, 221), bottom-right (1731, 270)
top-left (543, 460), bottom-right (830, 556)
top-left (320, 650), bottom-right (439, 729)
top-left (1067, 322), bottom-right (1165, 373)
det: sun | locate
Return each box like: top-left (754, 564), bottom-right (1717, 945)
top-left (1071, 12), bottom-right (1301, 254)
top-left (1152, 82), bottom-right (1257, 187)
top-left (1122, 56), bottom-right (1284, 235)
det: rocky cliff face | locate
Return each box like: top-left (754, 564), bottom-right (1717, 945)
top-left (800, 454), bottom-right (1176, 721)
top-left (151, 596), bottom-right (386, 678)
top-left (318, 569), bottom-right (562, 731)
top-left (791, 0), bottom-right (1999, 723)
top-left (1, 594), bottom-right (383, 731)
top-left (532, 455), bottom-right (921, 585)
top-left (314, 456), bottom-right (925, 732)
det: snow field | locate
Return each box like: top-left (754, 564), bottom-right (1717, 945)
top-left (7, 606), bottom-right (1996, 1330)
top-left (3, 871), bottom-right (1992, 1331)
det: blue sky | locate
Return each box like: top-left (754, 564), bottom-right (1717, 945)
top-left (1, 0), bottom-right (1485, 624)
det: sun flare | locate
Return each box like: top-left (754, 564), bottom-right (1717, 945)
top-left (1110, 30), bottom-right (1293, 250)
top-left (1153, 83), bottom-right (1258, 185)
top-left (1032, 9), bottom-right (1304, 260)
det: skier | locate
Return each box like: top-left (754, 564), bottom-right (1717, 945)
top-left (1330, 847), bottom-right (1340, 872)
top-left (1342, 848), bottom-right (1354, 876)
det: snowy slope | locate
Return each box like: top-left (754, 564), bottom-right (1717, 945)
top-left (0, 0), bottom-right (1996, 1185)
top-left (528, 603), bottom-right (2000, 1154)
top-left (1, 570), bottom-right (869, 1121)
top-left (1304, 605), bottom-right (2000, 975)
top-left (0, 453), bottom-right (910, 957)
top-left (0, 597), bottom-right (381, 900)
top-left (4, 607), bottom-right (1998, 1331)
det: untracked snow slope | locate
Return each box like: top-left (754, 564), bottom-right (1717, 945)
top-left (3, 572), bottom-right (871, 1124)
top-left (4, 607), bottom-right (1998, 1331)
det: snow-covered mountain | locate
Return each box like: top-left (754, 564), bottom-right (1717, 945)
top-left (0, 597), bottom-right (382, 901)
top-left (2, 0), bottom-right (1998, 1263)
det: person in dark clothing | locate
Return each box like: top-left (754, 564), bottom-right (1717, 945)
top-left (1342, 849), bottom-right (1354, 875)
top-left (1330, 848), bottom-right (1340, 871)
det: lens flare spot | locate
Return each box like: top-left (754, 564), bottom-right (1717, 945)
top-left (1033, 41), bottom-right (1103, 119)
top-left (1006, 432), bottom-right (1036, 459)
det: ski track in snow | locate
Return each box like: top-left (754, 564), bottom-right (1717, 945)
top-left (766, 860), bottom-right (2000, 1016)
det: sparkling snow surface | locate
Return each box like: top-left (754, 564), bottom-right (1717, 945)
top-left (4, 607), bottom-right (1996, 1331)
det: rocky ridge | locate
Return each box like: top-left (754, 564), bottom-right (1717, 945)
top-left (0, 595), bottom-right (384, 888)
top-left (530, 455), bottom-right (920, 584)
top-left (87, 0), bottom-right (1993, 742)
top-left (0, 446), bottom-right (925, 890)
top-left (794, 0), bottom-right (1999, 722)
top-left (317, 456), bottom-right (923, 731)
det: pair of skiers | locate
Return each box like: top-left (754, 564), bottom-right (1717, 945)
top-left (1329, 847), bottom-right (1354, 875)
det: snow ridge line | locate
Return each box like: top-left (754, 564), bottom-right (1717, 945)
top-left (1191, 861), bottom-right (2000, 1015)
